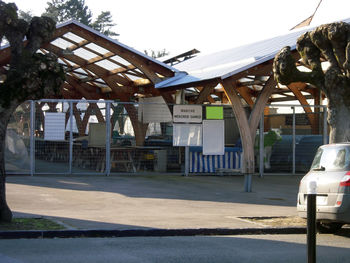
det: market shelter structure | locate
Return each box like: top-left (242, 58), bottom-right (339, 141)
top-left (156, 23), bottom-right (338, 177)
top-left (0, 20), bottom-right (334, 177)
top-left (0, 20), bottom-right (178, 146)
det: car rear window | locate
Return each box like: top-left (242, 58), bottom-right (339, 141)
top-left (311, 146), bottom-right (350, 171)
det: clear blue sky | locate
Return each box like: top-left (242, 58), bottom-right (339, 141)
top-left (5, 0), bottom-right (350, 56)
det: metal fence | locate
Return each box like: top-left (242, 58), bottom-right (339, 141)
top-left (6, 99), bottom-right (183, 175)
top-left (257, 104), bottom-right (327, 176)
top-left (5, 100), bottom-right (328, 176)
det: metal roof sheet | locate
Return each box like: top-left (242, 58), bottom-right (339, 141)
top-left (156, 17), bottom-right (350, 89)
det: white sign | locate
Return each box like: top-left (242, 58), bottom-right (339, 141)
top-left (173, 124), bottom-right (202, 146)
top-left (173, 105), bottom-right (202, 123)
top-left (44, 112), bottom-right (66, 141)
top-left (203, 120), bottom-right (225, 155)
top-left (138, 96), bottom-right (172, 123)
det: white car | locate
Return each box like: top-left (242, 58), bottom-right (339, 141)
top-left (297, 143), bottom-right (350, 233)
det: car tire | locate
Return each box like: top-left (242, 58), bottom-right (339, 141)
top-left (316, 222), bottom-right (343, 233)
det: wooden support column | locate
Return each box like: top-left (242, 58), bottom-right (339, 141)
top-left (124, 104), bottom-right (148, 146)
top-left (70, 104), bottom-right (85, 136)
top-left (221, 79), bottom-right (254, 174)
top-left (221, 75), bottom-right (277, 175)
top-left (103, 79), bottom-right (148, 146)
top-left (249, 76), bottom-right (277, 141)
top-left (90, 103), bottom-right (105, 123)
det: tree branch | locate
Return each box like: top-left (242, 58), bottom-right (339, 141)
top-left (25, 16), bottom-right (56, 55)
top-left (273, 46), bottom-right (325, 90)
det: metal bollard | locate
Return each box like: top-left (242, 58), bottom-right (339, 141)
top-left (244, 174), bottom-right (252, 192)
top-left (307, 181), bottom-right (317, 263)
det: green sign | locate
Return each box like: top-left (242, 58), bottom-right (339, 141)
top-left (206, 106), bottom-right (223, 119)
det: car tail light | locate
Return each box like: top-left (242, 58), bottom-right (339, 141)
top-left (340, 173), bottom-right (350, 186)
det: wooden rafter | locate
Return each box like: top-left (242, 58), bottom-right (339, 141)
top-left (195, 83), bottom-right (217, 104)
top-left (236, 85), bottom-right (255, 107)
top-left (288, 82), bottom-right (318, 133)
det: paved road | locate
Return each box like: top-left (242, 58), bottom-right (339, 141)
top-left (6, 174), bottom-right (302, 230)
top-left (1, 233), bottom-right (350, 263)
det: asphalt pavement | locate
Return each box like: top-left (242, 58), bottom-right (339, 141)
top-left (6, 173), bottom-right (302, 231)
top-left (1, 234), bottom-right (350, 263)
top-left (2, 174), bottom-right (350, 263)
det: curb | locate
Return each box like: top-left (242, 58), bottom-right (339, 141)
top-left (0, 227), bottom-right (307, 239)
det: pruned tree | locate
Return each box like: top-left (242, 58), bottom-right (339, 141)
top-left (0, 1), bottom-right (65, 222)
top-left (273, 22), bottom-right (350, 143)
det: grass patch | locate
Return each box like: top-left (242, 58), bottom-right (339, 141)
top-left (0, 218), bottom-right (66, 231)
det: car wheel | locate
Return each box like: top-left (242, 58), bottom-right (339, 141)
top-left (316, 222), bottom-right (343, 233)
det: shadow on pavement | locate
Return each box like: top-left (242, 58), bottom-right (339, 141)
top-left (0, 234), bottom-right (349, 263)
top-left (7, 174), bottom-right (302, 207)
top-left (11, 211), bottom-right (154, 231)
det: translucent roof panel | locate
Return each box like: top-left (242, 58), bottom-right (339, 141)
top-left (51, 37), bottom-right (74, 50)
top-left (94, 78), bottom-right (107, 84)
top-left (95, 60), bottom-right (119, 71)
top-left (74, 47), bottom-right (98, 61)
top-left (124, 73), bottom-right (141, 81)
top-left (110, 55), bottom-right (132, 67)
top-left (73, 67), bottom-right (91, 75)
top-left (85, 43), bottom-right (110, 55)
top-left (133, 69), bottom-right (143, 75)
top-left (62, 32), bottom-right (86, 44)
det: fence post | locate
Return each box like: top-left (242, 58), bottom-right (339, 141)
top-left (106, 101), bottom-right (111, 176)
top-left (259, 111), bottom-right (264, 178)
top-left (292, 106), bottom-right (296, 175)
top-left (185, 146), bottom-right (189, 176)
top-left (69, 101), bottom-right (73, 174)
top-left (30, 100), bottom-right (35, 176)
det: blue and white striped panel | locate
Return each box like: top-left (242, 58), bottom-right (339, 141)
top-left (190, 151), bottom-right (241, 173)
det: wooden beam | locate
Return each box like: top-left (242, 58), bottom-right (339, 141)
top-left (44, 43), bottom-right (132, 86)
top-left (68, 23), bottom-right (174, 83)
top-left (66, 75), bottom-right (98, 99)
top-left (236, 86), bottom-right (255, 107)
top-left (195, 83), bottom-right (217, 104)
top-left (72, 104), bottom-right (85, 136)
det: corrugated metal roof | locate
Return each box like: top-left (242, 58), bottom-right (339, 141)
top-left (156, 17), bottom-right (350, 89)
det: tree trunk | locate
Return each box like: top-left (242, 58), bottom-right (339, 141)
top-left (328, 102), bottom-right (350, 143)
top-left (0, 108), bottom-right (15, 222)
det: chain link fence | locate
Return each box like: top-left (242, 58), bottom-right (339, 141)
top-left (5, 100), bottom-right (328, 176)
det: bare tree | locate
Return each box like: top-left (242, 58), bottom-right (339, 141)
top-left (274, 22), bottom-right (350, 143)
top-left (0, 1), bottom-right (65, 222)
